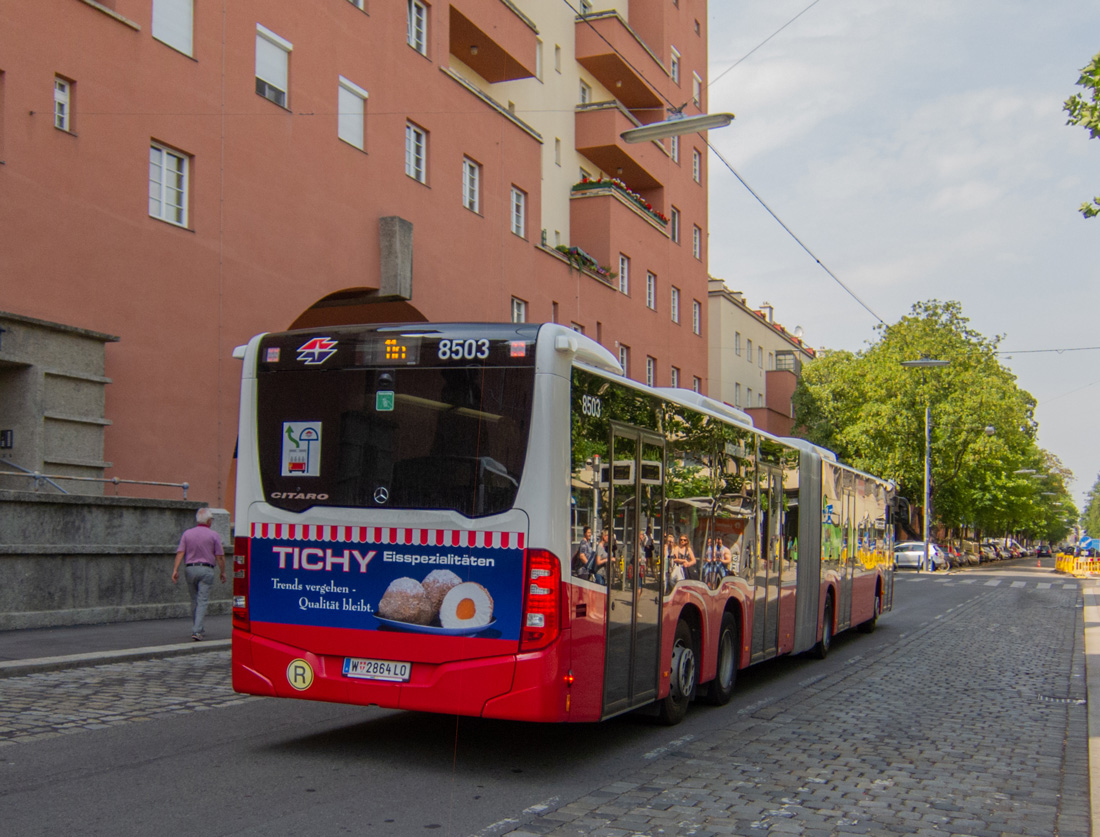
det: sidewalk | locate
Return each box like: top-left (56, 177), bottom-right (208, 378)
top-left (0, 613), bottom-right (231, 678)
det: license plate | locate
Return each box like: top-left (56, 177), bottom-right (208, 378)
top-left (342, 657), bottom-right (411, 682)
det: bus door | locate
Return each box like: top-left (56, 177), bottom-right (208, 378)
top-left (602, 427), bottom-right (664, 715)
top-left (836, 488), bottom-right (856, 631)
top-left (752, 466), bottom-right (783, 661)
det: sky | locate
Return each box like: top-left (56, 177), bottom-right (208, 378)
top-left (705, 0), bottom-right (1100, 513)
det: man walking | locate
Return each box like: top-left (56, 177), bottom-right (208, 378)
top-left (172, 507), bottom-right (226, 640)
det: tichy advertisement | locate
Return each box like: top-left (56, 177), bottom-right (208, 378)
top-left (247, 524), bottom-right (525, 639)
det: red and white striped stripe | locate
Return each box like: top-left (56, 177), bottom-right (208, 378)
top-left (250, 523), bottom-right (525, 550)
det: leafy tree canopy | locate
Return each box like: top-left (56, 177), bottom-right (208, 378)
top-left (1064, 50), bottom-right (1100, 218)
top-left (792, 300), bottom-right (1075, 539)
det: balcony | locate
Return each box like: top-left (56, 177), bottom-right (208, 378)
top-left (575, 102), bottom-right (667, 192)
top-left (449, 0), bottom-right (538, 83)
top-left (575, 13), bottom-right (664, 113)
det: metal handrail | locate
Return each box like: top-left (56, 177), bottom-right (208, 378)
top-left (0, 463), bottom-right (189, 499)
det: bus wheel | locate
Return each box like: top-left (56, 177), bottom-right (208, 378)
top-left (857, 591), bottom-right (881, 634)
top-left (813, 595), bottom-right (834, 660)
top-left (703, 612), bottom-right (738, 706)
top-left (658, 620), bottom-right (696, 725)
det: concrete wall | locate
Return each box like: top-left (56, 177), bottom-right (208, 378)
top-left (0, 490), bottom-right (231, 629)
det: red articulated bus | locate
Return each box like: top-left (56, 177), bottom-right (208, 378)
top-left (230, 323), bottom-right (895, 723)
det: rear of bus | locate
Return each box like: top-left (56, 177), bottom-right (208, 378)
top-left (230, 323), bottom-right (571, 721)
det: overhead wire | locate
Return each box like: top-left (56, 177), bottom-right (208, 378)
top-left (563, 0), bottom-right (886, 326)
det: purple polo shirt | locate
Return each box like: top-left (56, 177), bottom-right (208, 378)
top-left (178, 524), bottom-right (224, 566)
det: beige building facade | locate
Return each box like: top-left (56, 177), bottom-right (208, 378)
top-left (707, 278), bottom-right (816, 437)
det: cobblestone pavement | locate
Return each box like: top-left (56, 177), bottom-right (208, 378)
top-left (0, 577), bottom-right (1089, 836)
top-left (490, 579), bottom-right (1090, 837)
top-left (0, 651), bottom-right (251, 745)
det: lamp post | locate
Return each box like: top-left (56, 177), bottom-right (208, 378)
top-left (902, 356), bottom-right (950, 572)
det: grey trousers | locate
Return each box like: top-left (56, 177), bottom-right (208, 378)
top-left (184, 564), bottom-right (216, 635)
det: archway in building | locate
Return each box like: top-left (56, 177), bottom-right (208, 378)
top-left (288, 288), bottom-right (428, 330)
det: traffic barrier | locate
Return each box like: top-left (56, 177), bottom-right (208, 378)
top-left (1055, 553), bottom-right (1100, 576)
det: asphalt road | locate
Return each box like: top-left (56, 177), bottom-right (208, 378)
top-left (0, 560), bottom-right (1089, 836)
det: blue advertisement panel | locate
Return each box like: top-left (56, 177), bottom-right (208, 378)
top-left (247, 524), bottom-right (525, 640)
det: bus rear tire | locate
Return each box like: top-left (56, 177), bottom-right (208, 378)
top-left (703, 612), bottom-right (738, 706)
top-left (658, 620), bottom-right (696, 725)
top-left (857, 591), bottom-right (881, 634)
top-left (812, 595), bottom-right (833, 660)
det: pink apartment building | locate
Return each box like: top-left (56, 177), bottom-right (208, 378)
top-left (0, 0), bottom-right (711, 508)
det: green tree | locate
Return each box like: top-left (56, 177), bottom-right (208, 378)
top-left (792, 300), bottom-right (1049, 538)
top-left (1064, 50), bottom-right (1100, 218)
top-left (1084, 474), bottom-right (1100, 537)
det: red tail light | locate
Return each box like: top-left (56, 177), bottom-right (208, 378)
top-left (232, 536), bottom-right (250, 631)
top-left (520, 549), bottom-right (561, 652)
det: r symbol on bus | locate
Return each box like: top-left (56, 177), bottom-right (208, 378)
top-left (287, 659), bottom-right (314, 691)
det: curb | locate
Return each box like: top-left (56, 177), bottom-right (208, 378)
top-left (1082, 580), bottom-right (1099, 837)
top-left (0, 638), bottom-right (231, 678)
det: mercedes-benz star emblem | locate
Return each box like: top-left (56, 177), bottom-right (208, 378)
top-left (373, 487), bottom-right (390, 505)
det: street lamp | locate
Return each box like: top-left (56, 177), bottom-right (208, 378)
top-left (620, 109), bottom-right (734, 143)
top-left (901, 356), bottom-right (951, 572)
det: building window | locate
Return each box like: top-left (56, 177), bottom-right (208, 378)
top-left (670, 366), bottom-right (680, 388)
top-left (405, 122), bottom-right (427, 182)
top-left (646, 272), bottom-right (656, 310)
top-left (735, 332), bottom-right (741, 356)
top-left (646, 356), bottom-right (656, 387)
top-left (692, 300), bottom-right (701, 335)
top-left (554, 137), bottom-right (561, 166)
top-left (670, 135), bottom-right (679, 163)
top-left (256, 25), bottom-right (292, 108)
top-left (347, 0), bottom-right (365, 8)
top-left (571, 322), bottom-right (585, 334)
top-left (758, 393), bottom-right (764, 408)
top-left (337, 76), bottom-right (368, 150)
top-left (692, 148), bottom-right (701, 183)
top-left (670, 47), bottom-right (680, 84)
top-left (618, 253), bottom-right (630, 295)
top-left (462, 156), bottom-right (480, 212)
top-left (619, 345), bottom-right (629, 377)
top-left (758, 346), bottom-right (764, 367)
top-left (693, 224), bottom-right (702, 259)
top-left (670, 206), bottom-right (680, 243)
top-left (149, 142), bottom-right (188, 227)
top-left (670, 286), bottom-right (680, 324)
top-left (511, 297), bottom-right (527, 323)
top-left (510, 186), bottom-right (526, 237)
top-left (579, 80), bottom-right (591, 104)
top-left (735, 383), bottom-right (741, 407)
top-left (54, 77), bottom-right (72, 131)
top-left (747, 387), bottom-right (753, 405)
top-left (408, 0), bottom-right (428, 55)
top-left (693, 72), bottom-right (702, 107)
top-left (536, 39), bottom-right (543, 80)
top-left (692, 376), bottom-right (701, 393)
top-left (554, 45), bottom-right (562, 73)
top-left (152, 0), bottom-right (194, 56)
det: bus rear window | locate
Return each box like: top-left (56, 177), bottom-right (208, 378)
top-left (256, 346), bottom-right (534, 517)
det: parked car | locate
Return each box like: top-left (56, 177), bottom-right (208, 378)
top-left (894, 541), bottom-right (947, 570)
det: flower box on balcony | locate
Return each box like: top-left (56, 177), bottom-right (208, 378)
top-left (571, 178), bottom-right (668, 226)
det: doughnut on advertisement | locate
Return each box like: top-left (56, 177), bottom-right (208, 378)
top-left (246, 524), bottom-right (525, 639)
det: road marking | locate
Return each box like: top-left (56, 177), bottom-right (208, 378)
top-left (985, 580), bottom-right (1002, 586)
top-left (1011, 581), bottom-right (1026, 588)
